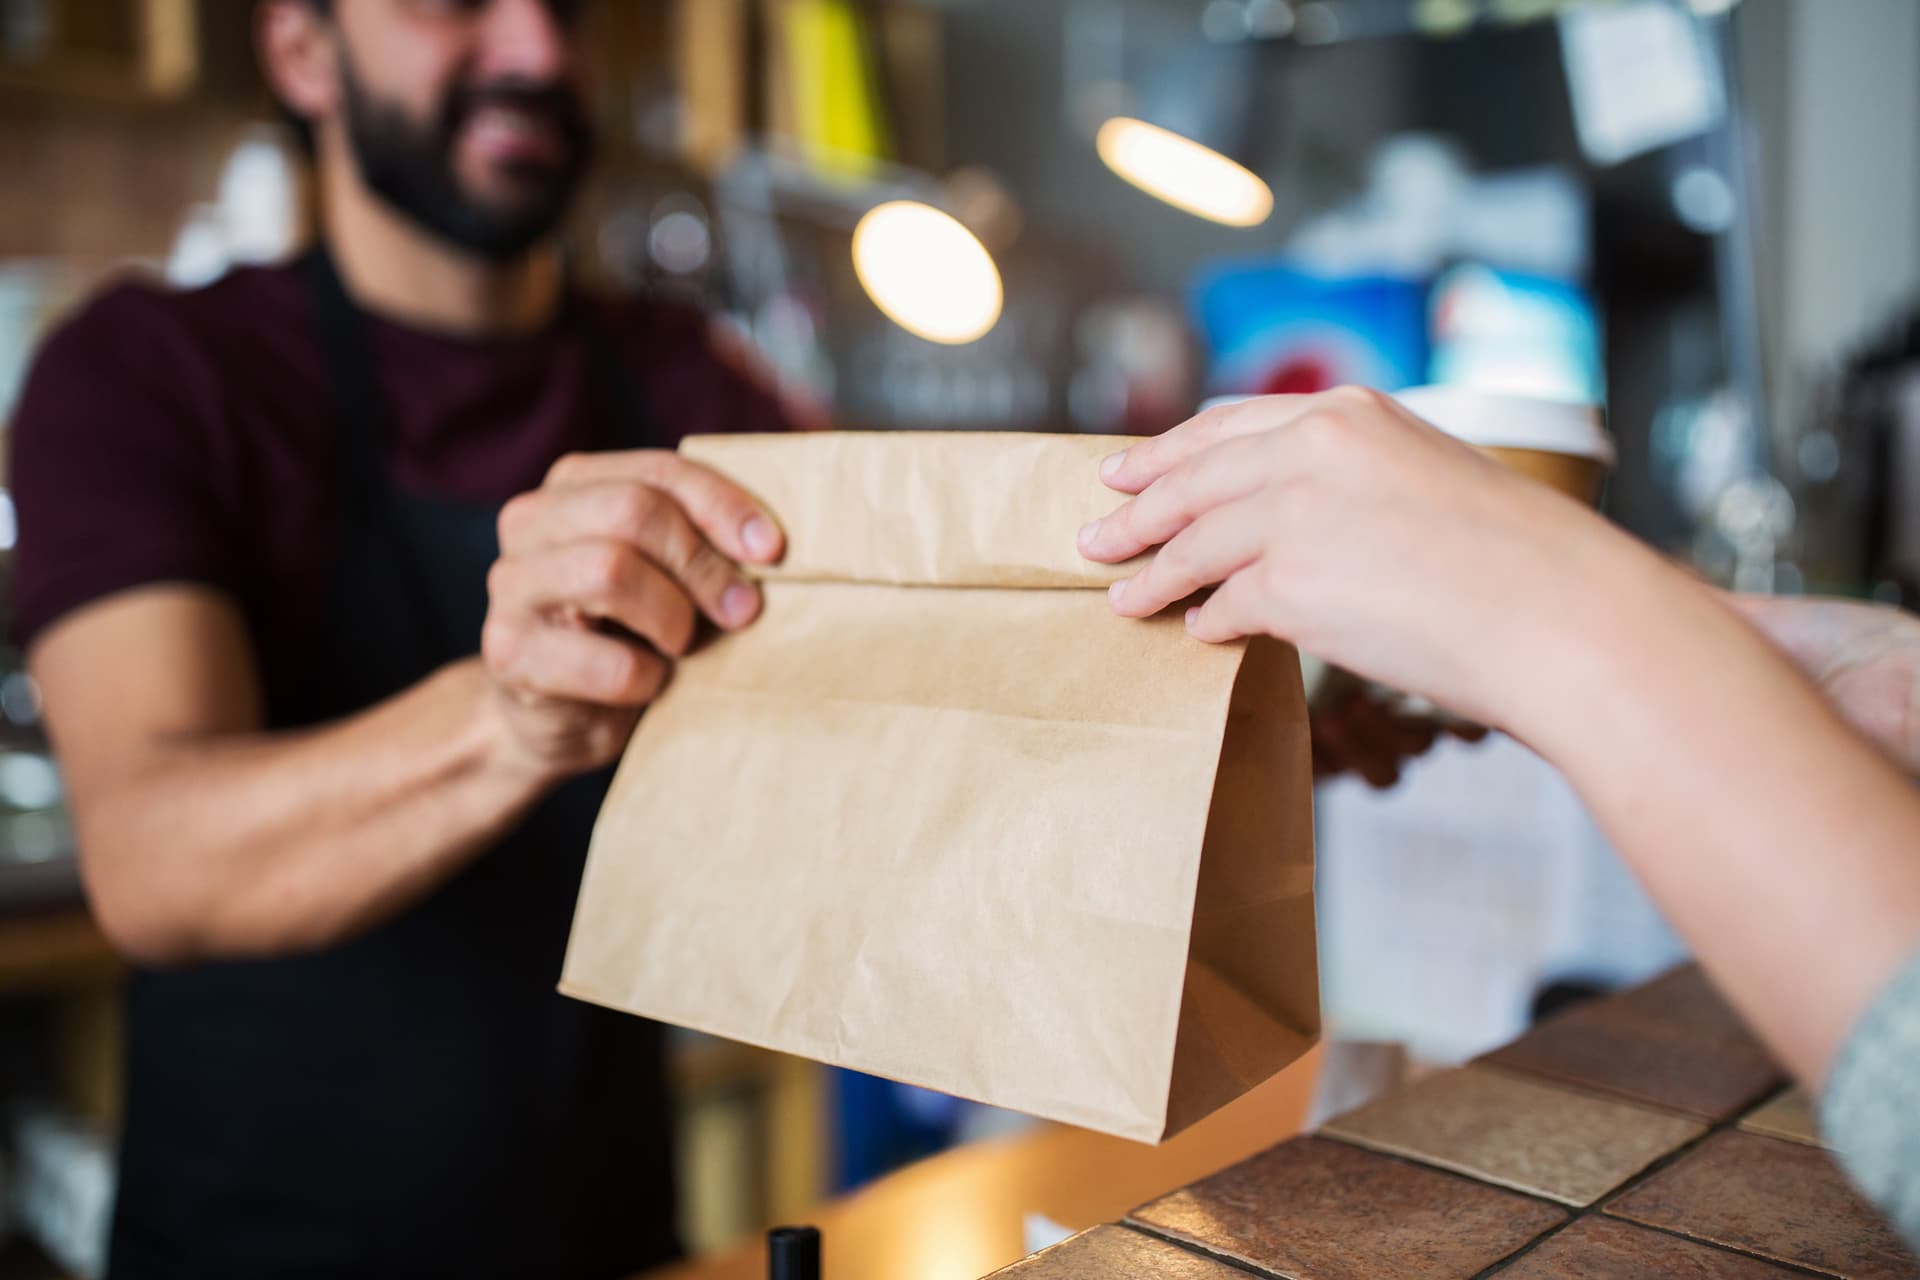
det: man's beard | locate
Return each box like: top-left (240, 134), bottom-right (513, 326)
top-left (338, 51), bottom-right (593, 262)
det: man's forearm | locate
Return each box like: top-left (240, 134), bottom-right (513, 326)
top-left (73, 659), bottom-right (560, 964)
top-left (1520, 545), bottom-right (1920, 1088)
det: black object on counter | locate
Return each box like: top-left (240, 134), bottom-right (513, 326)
top-left (768, 1225), bottom-right (822, 1280)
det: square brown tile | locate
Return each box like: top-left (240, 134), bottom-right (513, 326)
top-left (1479, 966), bottom-right (1784, 1121)
top-left (1622, 965), bottom-right (1753, 1024)
top-left (1741, 1088), bottom-right (1823, 1149)
top-left (1492, 1216), bottom-right (1814, 1278)
top-left (1606, 1129), bottom-right (1920, 1278)
top-left (987, 1225), bottom-right (1245, 1278)
top-left (1321, 1065), bottom-right (1705, 1206)
top-left (1128, 1135), bottom-right (1568, 1279)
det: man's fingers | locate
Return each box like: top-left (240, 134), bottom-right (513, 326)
top-left (499, 484), bottom-right (761, 630)
top-left (1099, 395), bottom-right (1313, 495)
top-left (542, 451), bottom-right (784, 565)
top-left (481, 617), bottom-right (668, 707)
top-left (489, 543), bottom-right (700, 658)
top-left (1356, 753), bottom-right (1403, 790)
top-left (1311, 734), bottom-right (1342, 779)
top-left (1311, 701), bottom-right (1357, 779)
top-left (1367, 711), bottom-right (1442, 763)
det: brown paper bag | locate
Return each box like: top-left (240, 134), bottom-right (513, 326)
top-left (559, 431), bottom-right (1318, 1143)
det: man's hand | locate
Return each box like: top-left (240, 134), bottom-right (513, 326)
top-left (1730, 595), bottom-right (1920, 779)
top-left (1311, 681), bottom-right (1488, 789)
top-left (482, 449), bottom-right (784, 778)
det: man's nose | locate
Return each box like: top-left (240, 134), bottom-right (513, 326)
top-left (475, 0), bottom-right (575, 85)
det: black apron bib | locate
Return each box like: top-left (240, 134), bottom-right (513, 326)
top-left (107, 249), bottom-right (678, 1280)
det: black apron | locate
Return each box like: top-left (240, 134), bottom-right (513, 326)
top-left (107, 249), bottom-right (679, 1280)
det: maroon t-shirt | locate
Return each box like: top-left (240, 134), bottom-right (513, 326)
top-left (9, 260), bottom-right (790, 687)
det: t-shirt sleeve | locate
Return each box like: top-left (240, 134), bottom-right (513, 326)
top-left (1821, 943), bottom-right (1920, 1253)
top-left (628, 299), bottom-right (814, 445)
top-left (8, 283), bottom-right (245, 651)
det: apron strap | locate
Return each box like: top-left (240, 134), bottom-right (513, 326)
top-left (301, 244), bottom-right (662, 658)
top-left (303, 246), bottom-right (393, 523)
top-left (581, 299), bottom-right (661, 453)
top-left (305, 245), bottom-right (660, 498)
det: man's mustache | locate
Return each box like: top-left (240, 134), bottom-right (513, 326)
top-left (440, 80), bottom-right (589, 152)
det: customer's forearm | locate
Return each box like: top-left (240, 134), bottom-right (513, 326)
top-left (73, 659), bottom-right (558, 964)
top-left (1518, 544), bottom-right (1920, 1088)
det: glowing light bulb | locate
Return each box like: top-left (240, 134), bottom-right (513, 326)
top-left (851, 201), bottom-right (1004, 345)
top-left (1095, 116), bottom-right (1273, 229)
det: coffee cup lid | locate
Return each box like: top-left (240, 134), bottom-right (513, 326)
top-left (1196, 387), bottom-right (1614, 467)
top-left (1392, 385), bottom-right (1614, 465)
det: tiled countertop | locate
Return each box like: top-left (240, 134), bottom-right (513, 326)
top-left (991, 966), bottom-right (1920, 1280)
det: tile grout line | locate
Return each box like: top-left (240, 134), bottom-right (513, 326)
top-left (1468, 1206), bottom-right (1843, 1280)
top-left (1484, 1099), bottom-right (1732, 1278)
top-left (1597, 1104), bottom-right (1856, 1278)
top-left (1101, 1076), bottom-right (1813, 1279)
top-left (1593, 1091), bottom-right (1787, 1206)
top-left (1117, 1220), bottom-right (1290, 1279)
top-left (1117, 1128), bottom-right (1732, 1277)
top-left (1469, 1058), bottom-right (1780, 1131)
top-left (1593, 1100), bottom-right (1739, 1200)
top-left (1306, 1064), bottom-right (1783, 1213)
top-left (1606, 1213), bottom-right (1844, 1278)
top-left (1121, 1139), bottom-right (1576, 1280)
top-left (1307, 1131), bottom-right (1574, 1210)
top-left (1468, 1060), bottom-right (1743, 1125)
top-left (1469, 1214), bottom-right (1582, 1278)
top-left (1474, 1091), bottom-right (1844, 1278)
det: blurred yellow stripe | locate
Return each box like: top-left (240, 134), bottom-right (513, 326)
top-left (784, 0), bottom-right (891, 175)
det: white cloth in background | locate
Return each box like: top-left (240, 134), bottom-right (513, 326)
top-left (1314, 733), bottom-right (1688, 1065)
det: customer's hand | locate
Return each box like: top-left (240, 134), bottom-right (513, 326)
top-left (481, 450), bottom-right (784, 779)
top-left (1078, 388), bottom-right (1623, 731)
top-left (1730, 595), bottom-right (1920, 778)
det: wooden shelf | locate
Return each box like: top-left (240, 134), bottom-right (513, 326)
top-left (671, 1035), bottom-right (830, 1251)
top-left (0, 909), bottom-right (119, 997)
top-left (0, 0), bottom-right (202, 104)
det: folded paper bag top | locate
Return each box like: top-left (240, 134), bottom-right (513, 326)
top-left (560, 431), bottom-right (1319, 1144)
top-left (682, 430), bottom-right (1140, 589)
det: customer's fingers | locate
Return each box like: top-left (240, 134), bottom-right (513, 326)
top-left (1107, 497), bottom-right (1269, 619)
top-left (1080, 431), bottom-right (1273, 563)
top-left (1099, 395), bottom-right (1313, 495)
